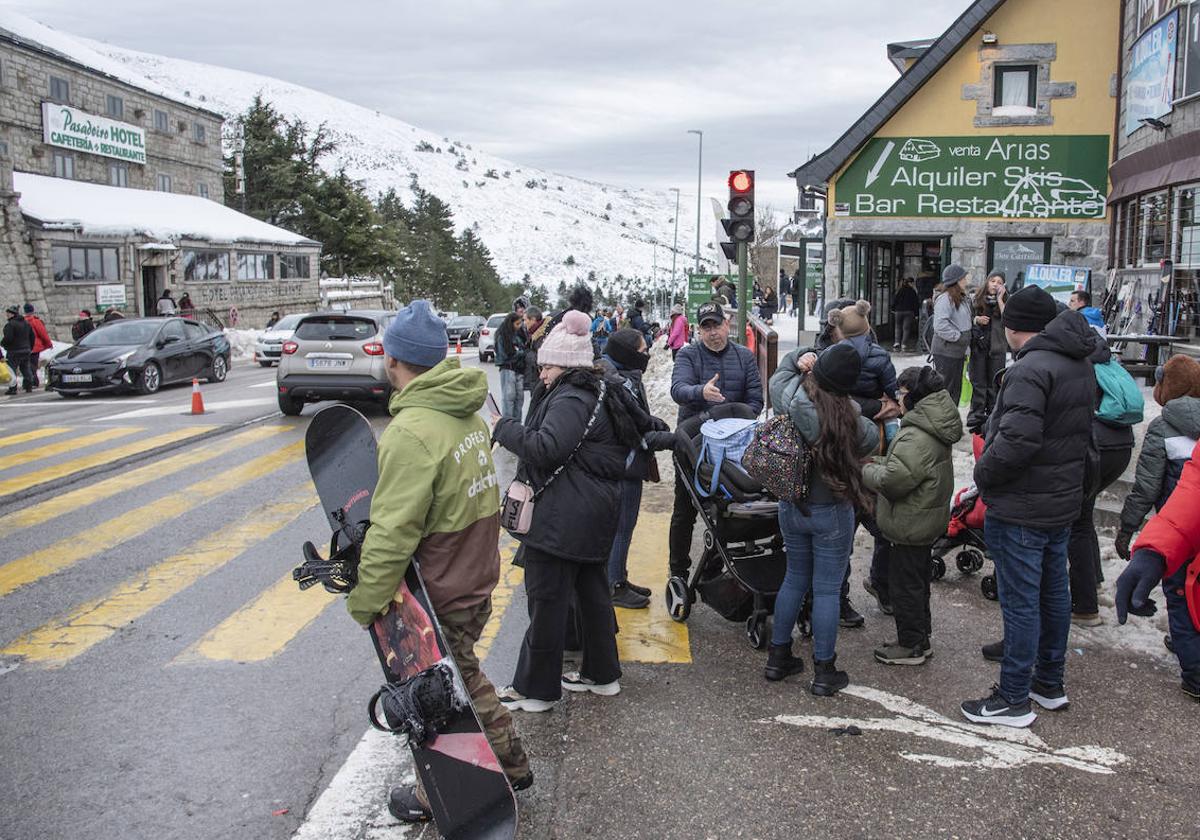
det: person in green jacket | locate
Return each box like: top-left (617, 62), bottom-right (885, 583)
top-left (862, 365), bottom-right (963, 666)
top-left (344, 299), bottom-right (531, 824)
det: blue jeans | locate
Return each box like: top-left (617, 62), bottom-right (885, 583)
top-left (1163, 562), bottom-right (1200, 691)
top-left (499, 368), bottom-right (524, 420)
top-left (773, 500), bottom-right (855, 660)
top-left (607, 479), bottom-right (643, 585)
top-left (985, 517), bottom-right (1071, 704)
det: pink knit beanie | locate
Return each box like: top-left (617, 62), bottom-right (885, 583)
top-left (537, 310), bottom-right (595, 368)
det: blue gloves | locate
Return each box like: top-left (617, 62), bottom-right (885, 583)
top-left (1114, 549), bottom-right (1165, 625)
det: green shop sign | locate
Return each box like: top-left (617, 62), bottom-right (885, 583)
top-left (687, 273), bottom-right (729, 318)
top-left (42, 102), bottom-right (147, 165)
top-left (836, 135), bottom-right (1110, 220)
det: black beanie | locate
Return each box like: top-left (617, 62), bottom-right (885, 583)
top-left (813, 343), bottom-right (862, 396)
top-left (897, 365), bottom-right (946, 412)
top-left (1002, 285), bottom-right (1058, 333)
top-left (606, 327), bottom-right (648, 372)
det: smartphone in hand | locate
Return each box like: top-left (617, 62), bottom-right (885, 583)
top-left (485, 392), bottom-right (500, 418)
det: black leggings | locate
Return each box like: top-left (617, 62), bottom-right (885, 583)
top-left (1067, 447), bottom-right (1132, 614)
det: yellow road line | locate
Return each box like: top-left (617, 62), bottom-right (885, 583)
top-left (0, 427), bottom-right (73, 448)
top-left (0, 439), bottom-right (305, 598)
top-left (0, 427), bottom-right (140, 472)
top-left (478, 539), bottom-right (524, 661)
top-left (1, 490), bottom-right (316, 667)
top-left (0, 425), bottom-right (290, 533)
top-left (616, 511), bottom-right (692, 664)
top-left (0, 426), bottom-right (217, 497)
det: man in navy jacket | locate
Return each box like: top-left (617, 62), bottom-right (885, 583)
top-left (668, 302), bottom-right (763, 576)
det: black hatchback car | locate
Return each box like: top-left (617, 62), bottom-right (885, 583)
top-left (48, 317), bottom-right (232, 397)
top-left (445, 314), bottom-right (486, 346)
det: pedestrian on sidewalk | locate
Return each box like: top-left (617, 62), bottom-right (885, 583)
top-left (599, 328), bottom-right (677, 609)
top-left (342, 300), bottom-right (531, 822)
top-left (767, 344), bottom-right (879, 695)
top-left (930, 265), bottom-right (973, 406)
top-left (71, 310), bottom-right (95, 342)
top-left (863, 366), bottom-right (962, 666)
top-left (494, 311), bottom-right (526, 422)
top-left (521, 306), bottom-right (549, 402)
top-left (156, 289), bottom-right (177, 316)
top-left (178, 293), bottom-right (195, 319)
top-left (1114, 439), bottom-right (1200, 701)
top-left (102, 307), bottom-right (124, 323)
top-left (492, 311), bottom-right (644, 712)
top-left (668, 302), bottom-right (763, 580)
top-left (893, 278), bottom-right (919, 352)
top-left (1116, 356), bottom-right (1200, 561)
top-left (778, 270), bottom-right (792, 317)
top-left (666, 304), bottom-right (690, 360)
top-left (22, 303), bottom-right (52, 389)
top-left (966, 271), bottom-right (1009, 435)
top-left (760, 284), bottom-right (779, 324)
top-left (961, 289), bottom-right (1097, 728)
top-left (2, 305), bottom-right (35, 395)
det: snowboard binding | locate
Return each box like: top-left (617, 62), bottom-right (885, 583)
top-left (292, 511), bottom-right (371, 593)
top-left (368, 661), bottom-right (469, 746)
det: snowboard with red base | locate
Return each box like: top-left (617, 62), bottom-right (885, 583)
top-left (293, 403), bottom-right (517, 839)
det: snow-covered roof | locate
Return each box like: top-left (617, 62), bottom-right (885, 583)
top-left (14, 172), bottom-right (319, 248)
top-left (0, 11), bottom-right (223, 118)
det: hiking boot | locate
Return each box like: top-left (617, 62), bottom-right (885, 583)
top-left (561, 671), bottom-right (621, 696)
top-left (388, 785), bottom-right (431, 823)
top-left (1030, 681), bottom-right (1069, 711)
top-left (625, 580), bottom-right (651, 597)
top-left (764, 643), bottom-right (805, 681)
top-left (960, 685), bottom-right (1036, 728)
top-left (862, 579), bottom-right (893, 615)
top-left (839, 597), bottom-right (865, 628)
top-left (4, 386), bottom-right (16, 396)
top-left (497, 686), bottom-right (556, 713)
top-left (981, 640), bottom-right (1004, 662)
top-left (611, 581), bottom-right (650, 610)
top-left (1182, 681), bottom-right (1200, 702)
top-left (811, 656), bottom-right (850, 696)
top-left (511, 772), bottom-right (534, 792)
top-left (873, 642), bottom-right (928, 666)
top-left (1071, 611), bottom-right (1103, 628)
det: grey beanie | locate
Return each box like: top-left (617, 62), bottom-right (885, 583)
top-left (382, 300), bottom-right (448, 368)
top-left (942, 264), bottom-right (967, 287)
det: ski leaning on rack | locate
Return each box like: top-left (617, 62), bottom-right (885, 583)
top-left (293, 404), bottom-right (517, 840)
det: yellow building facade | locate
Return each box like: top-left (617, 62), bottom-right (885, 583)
top-left (791, 0), bottom-right (1121, 340)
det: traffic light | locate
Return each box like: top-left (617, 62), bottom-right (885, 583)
top-left (720, 170), bottom-right (755, 260)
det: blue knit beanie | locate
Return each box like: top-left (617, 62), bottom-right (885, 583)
top-left (382, 300), bottom-right (448, 368)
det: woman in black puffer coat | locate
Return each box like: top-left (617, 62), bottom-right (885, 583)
top-left (492, 311), bottom-right (646, 710)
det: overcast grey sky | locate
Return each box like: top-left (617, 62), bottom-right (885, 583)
top-left (6, 0), bottom-right (967, 210)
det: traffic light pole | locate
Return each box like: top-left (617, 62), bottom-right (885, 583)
top-left (736, 241), bottom-right (748, 345)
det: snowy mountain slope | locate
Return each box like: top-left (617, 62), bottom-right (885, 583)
top-left (2, 12), bottom-right (715, 289)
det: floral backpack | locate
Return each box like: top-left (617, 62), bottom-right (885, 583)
top-left (743, 414), bottom-right (814, 503)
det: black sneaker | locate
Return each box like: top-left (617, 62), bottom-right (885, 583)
top-left (839, 597), bottom-right (865, 628)
top-left (1165, 634), bottom-right (1175, 654)
top-left (511, 772), bottom-right (534, 791)
top-left (1030, 681), bottom-right (1069, 711)
top-left (625, 580), bottom-right (651, 597)
top-left (981, 640), bottom-right (1003, 662)
top-left (960, 685), bottom-right (1036, 728)
top-left (1183, 681), bottom-right (1200, 702)
top-left (388, 785), bottom-right (431, 823)
top-left (862, 579), bottom-right (893, 616)
top-left (874, 642), bottom-right (928, 666)
top-left (611, 582), bottom-right (650, 610)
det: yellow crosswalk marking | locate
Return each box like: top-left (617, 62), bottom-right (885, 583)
top-left (0, 427), bottom-right (73, 449)
top-left (0, 425), bottom-right (289, 533)
top-left (0, 427), bottom-right (140, 472)
top-left (1, 489), bottom-right (316, 667)
top-left (0, 439), bottom-right (305, 598)
top-left (478, 541), bottom-right (523, 660)
top-left (181, 564), bottom-right (335, 664)
top-left (616, 511), bottom-right (692, 664)
top-left (0, 426), bottom-right (217, 497)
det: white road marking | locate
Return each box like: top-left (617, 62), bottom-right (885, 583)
top-left (92, 397), bottom-right (277, 421)
top-left (770, 684), bottom-right (1127, 775)
top-left (292, 728), bottom-right (417, 840)
top-left (0, 398), bottom-right (159, 408)
top-left (250, 380), bottom-right (279, 389)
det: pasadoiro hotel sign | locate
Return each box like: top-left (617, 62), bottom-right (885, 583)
top-left (42, 103), bottom-right (146, 165)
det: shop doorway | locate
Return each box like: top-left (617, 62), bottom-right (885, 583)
top-left (839, 237), bottom-right (947, 341)
top-left (141, 265), bottom-right (164, 317)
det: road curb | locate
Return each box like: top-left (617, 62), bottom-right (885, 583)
top-left (2, 410), bottom-right (285, 508)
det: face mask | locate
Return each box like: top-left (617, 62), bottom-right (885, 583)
top-left (629, 351), bottom-right (650, 372)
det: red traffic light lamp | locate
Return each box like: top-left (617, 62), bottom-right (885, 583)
top-left (724, 169), bottom-right (755, 245)
top-left (729, 170), bottom-right (753, 193)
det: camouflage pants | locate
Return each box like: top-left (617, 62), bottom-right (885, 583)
top-left (438, 597), bottom-right (530, 781)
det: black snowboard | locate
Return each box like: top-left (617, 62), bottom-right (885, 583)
top-left (296, 404), bottom-right (517, 840)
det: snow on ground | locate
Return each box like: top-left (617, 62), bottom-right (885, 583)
top-left (224, 328), bottom-right (261, 360)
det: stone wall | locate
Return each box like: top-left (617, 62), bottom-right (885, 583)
top-left (0, 155), bottom-right (43, 323)
top-left (0, 39), bottom-right (224, 199)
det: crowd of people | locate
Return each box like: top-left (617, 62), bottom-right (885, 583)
top-left (345, 267), bottom-right (1199, 822)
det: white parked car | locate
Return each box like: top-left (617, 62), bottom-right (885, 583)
top-left (478, 313), bottom-right (507, 362)
top-left (254, 313), bottom-right (308, 367)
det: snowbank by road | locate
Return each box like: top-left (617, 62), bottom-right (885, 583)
top-left (224, 329), bottom-right (261, 360)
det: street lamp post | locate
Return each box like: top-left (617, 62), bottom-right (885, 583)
top-left (687, 130), bottom-right (703, 275)
top-left (669, 187), bottom-right (680, 305)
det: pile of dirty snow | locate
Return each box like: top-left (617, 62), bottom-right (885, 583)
top-left (224, 328), bottom-right (262, 360)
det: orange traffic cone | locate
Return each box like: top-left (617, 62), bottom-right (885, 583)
top-left (456, 337), bottom-right (463, 354)
top-left (191, 378), bottom-right (206, 415)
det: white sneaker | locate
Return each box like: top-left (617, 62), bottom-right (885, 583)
top-left (560, 671), bottom-right (621, 696)
top-left (497, 686), bottom-right (555, 713)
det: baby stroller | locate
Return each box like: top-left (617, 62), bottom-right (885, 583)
top-left (929, 434), bottom-right (997, 600)
top-left (666, 404), bottom-right (786, 649)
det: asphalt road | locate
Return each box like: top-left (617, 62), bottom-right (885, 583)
top-left (1, 341), bottom-right (1197, 840)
